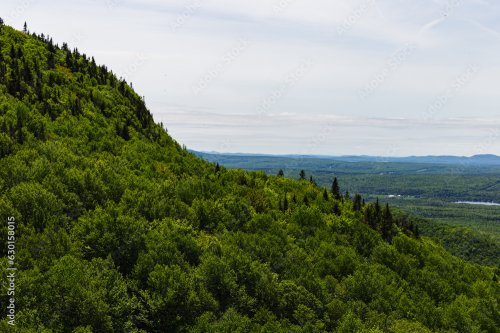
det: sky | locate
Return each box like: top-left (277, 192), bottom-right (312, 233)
top-left (2, 0), bottom-right (500, 156)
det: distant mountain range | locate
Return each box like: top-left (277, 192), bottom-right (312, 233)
top-left (192, 151), bottom-right (500, 166)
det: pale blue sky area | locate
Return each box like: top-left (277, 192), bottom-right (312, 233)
top-left (2, 0), bottom-right (500, 156)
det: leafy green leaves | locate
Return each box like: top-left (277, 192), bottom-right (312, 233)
top-left (0, 22), bottom-right (498, 332)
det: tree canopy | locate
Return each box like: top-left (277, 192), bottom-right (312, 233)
top-left (0, 22), bottom-right (498, 333)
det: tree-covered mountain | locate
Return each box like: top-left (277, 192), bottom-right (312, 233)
top-left (0, 22), bottom-right (498, 332)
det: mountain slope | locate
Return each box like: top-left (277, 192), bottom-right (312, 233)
top-left (0, 22), bottom-right (498, 333)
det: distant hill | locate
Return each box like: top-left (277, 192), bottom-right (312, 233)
top-left (193, 151), bottom-right (500, 176)
top-left (193, 151), bottom-right (500, 166)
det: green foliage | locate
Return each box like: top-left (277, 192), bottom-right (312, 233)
top-left (195, 152), bottom-right (500, 265)
top-left (0, 23), bottom-right (498, 332)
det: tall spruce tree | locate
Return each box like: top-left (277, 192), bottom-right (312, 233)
top-left (382, 203), bottom-right (393, 241)
top-left (331, 177), bottom-right (341, 200)
top-left (353, 194), bottom-right (363, 211)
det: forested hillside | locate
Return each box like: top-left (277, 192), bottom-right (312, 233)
top-left (0, 22), bottom-right (498, 332)
top-left (195, 152), bottom-right (500, 267)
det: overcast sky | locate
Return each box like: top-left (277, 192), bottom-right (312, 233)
top-left (3, 0), bottom-right (500, 156)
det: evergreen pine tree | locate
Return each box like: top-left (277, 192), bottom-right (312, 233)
top-left (47, 52), bottom-right (55, 69)
top-left (381, 203), bottom-right (393, 241)
top-left (333, 202), bottom-right (341, 215)
top-left (323, 189), bottom-right (329, 201)
top-left (353, 194), bottom-right (363, 211)
top-left (299, 170), bottom-right (306, 180)
top-left (331, 177), bottom-right (341, 200)
top-left (283, 193), bottom-right (289, 212)
top-left (16, 108), bottom-right (24, 144)
top-left (121, 124), bottom-right (130, 140)
top-left (277, 169), bottom-right (284, 177)
top-left (375, 198), bottom-right (381, 215)
top-left (10, 44), bottom-right (16, 59)
top-left (0, 45), bottom-right (4, 78)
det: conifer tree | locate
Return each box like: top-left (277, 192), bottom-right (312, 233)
top-left (277, 169), bottom-right (284, 177)
top-left (333, 202), bottom-right (341, 215)
top-left (353, 194), bottom-right (363, 211)
top-left (16, 108), bottom-right (24, 144)
top-left (0, 44), bottom-right (4, 76)
top-left (47, 52), bottom-right (55, 69)
top-left (23, 21), bottom-right (28, 33)
top-left (10, 44), bottom-right (16, 59)
top-left (331, 177), bottom-right (341, 200)
top-left (375, 198), bottom-right (381, 215)
top-left (299, 170), bottom-right (306, 180)
top-left (381, 203), bottom-right (393, 241)
top-left (283, 193), bottom-right (289, 212)
top-left (120, 124), bottom-right (130, 140)
top-left (323, 189), bottom-right (329, 201)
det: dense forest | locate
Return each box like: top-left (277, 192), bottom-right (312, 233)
top-left (196, 152), bottom-right (500, 267)
top-left (0, 22), bottom-right (499, 332)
